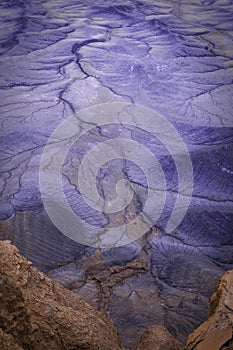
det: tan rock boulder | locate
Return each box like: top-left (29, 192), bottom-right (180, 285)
top-left (133, 324), bottom-right (183, 350)
top-left (185, 270), bottom-right (233, 350)
top-left (0, 240), bottom-right (123, 350)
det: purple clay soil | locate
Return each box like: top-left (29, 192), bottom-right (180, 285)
top-left (0, 0), bottom-right (233, 349)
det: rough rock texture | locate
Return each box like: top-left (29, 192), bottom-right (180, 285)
top-left (0, 328), bottom-right (24, 350)
top-left (0, 240), bottom-right (123, 350)
top-left (0, 214), bottom-right (230, 348)
top-left (185, 270), bottom-right (233, 350)
top-left (134, 325), bottom-right (183, 350)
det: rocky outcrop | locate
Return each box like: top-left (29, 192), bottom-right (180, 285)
top-left (185, 270), bottom-right (233, 350)
top-left (1, 215), bottom-right (229, 348)
top-left (1, 240), bottom-right (233, 350)
top-left (133, 325), bottom-right (183, 350)
top-left (133, 270), bottom-right (233, 350)
top-left (0, 240), bottom-right (122, 350)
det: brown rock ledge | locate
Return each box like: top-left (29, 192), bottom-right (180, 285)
top-left (133, 324), bottom-right (183, 350)
top-left (128, 271), bottom-right (233, 350)
top-left (1, 240), bottom-right (233, 350)
top-left (0, 240), bottom-right (123, 350)
top-left (185, 269), bottom-right (233, 350)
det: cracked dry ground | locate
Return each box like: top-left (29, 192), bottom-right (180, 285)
top-left (0, 0), bottom-right (233, 349)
